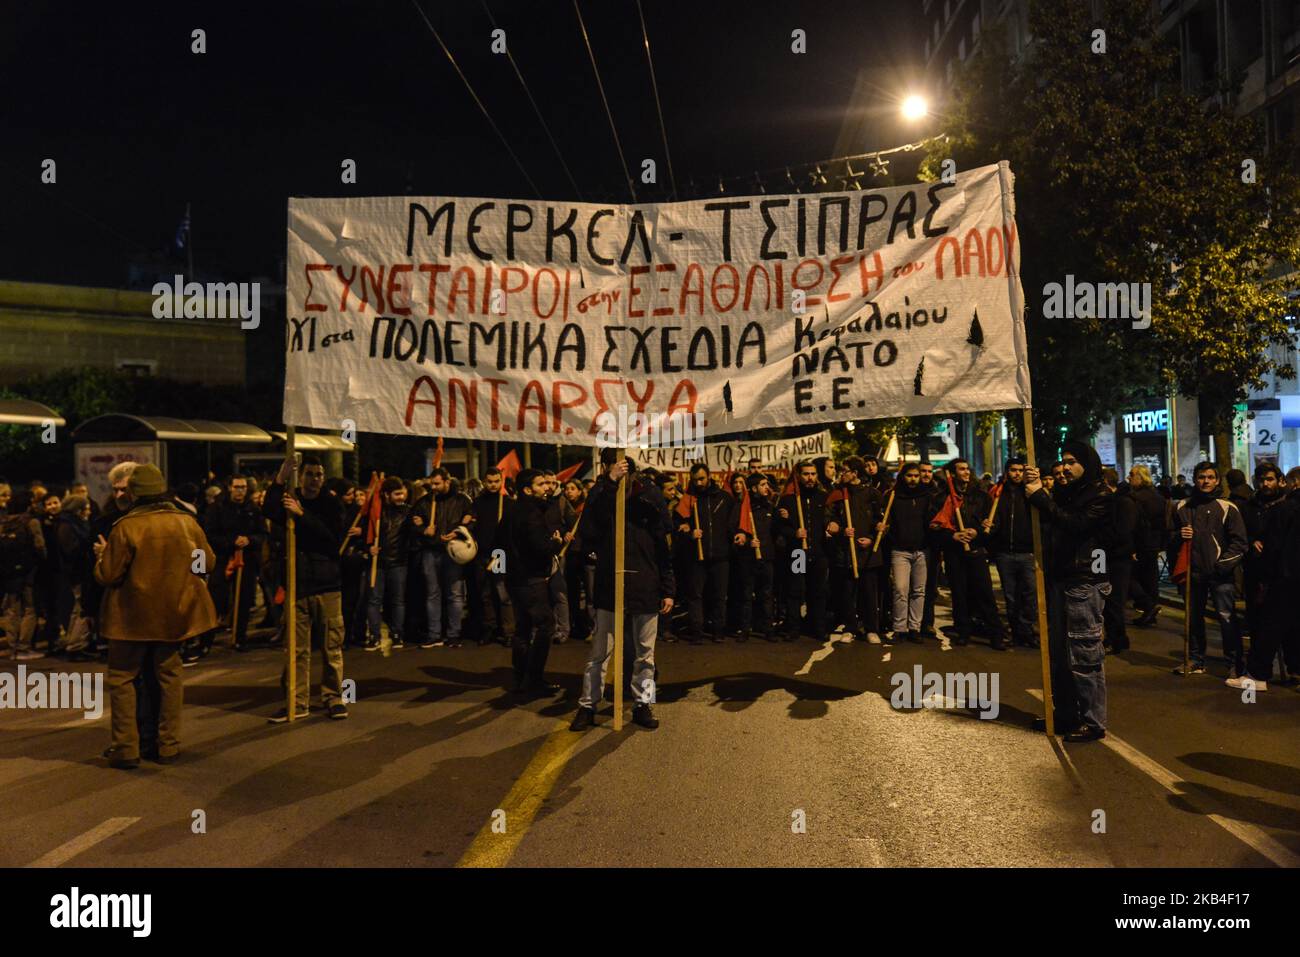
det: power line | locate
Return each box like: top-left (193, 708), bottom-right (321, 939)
top-left (480, 0), bottom-right (584, 201)
top-left (572, 0), bottom-right (637, 203)
top-left (409, 0), bottom-right (542, 199)
top-left (635, 0), bottom-right (676, 201)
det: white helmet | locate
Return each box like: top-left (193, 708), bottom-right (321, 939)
top-left (446, 525), bottom-right (478, 565)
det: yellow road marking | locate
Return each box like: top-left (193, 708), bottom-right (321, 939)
top-left (457, 720), bottom-right (585, 868)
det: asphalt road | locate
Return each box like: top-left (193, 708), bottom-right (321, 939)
top-left (2, 594), bottom-right (1297, 868)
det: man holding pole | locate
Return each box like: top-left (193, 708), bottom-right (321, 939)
top-left (826, 457), bottom-right (884, 642)
top-left (504, 468), bottom-right (565, 696)
top-left (983, 456), bottom-right (1040, 648)
top-left (571, 450), bottom-right (675, 731)
top-left (775, 460), bottom-right (831, 643)
top-left (262, 455), bottom-right (348, 722)
top-left (879, 462), bottom-right (934, 644)
top-left (1023, 440), bottom-right (1111, 742)
top-left (203, 474), bottom-right (265, 651)
top-left (678, 463), bottom-right (738, 644)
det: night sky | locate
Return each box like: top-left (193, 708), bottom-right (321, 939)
top-left (2, 0), bottom-right (921, 289)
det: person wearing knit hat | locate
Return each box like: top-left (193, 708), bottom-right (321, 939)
top-left (982, 455), bottom-right (1040, 650)
top-left (92, 463), bottom-right (218, 768)
top-left (51, 494), bottom-right (94, 660)
top-left (1023, 439), bottom-right (1111, 742)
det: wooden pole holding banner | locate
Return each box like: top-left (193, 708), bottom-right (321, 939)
top-left (613, 448), bottom-right (627, 731)
top-left (1182, 534), bottom-right (1192, 676)
top-left (370, 510), bottom-right (382, 589)
top-left (558, 506), bottom-right (583, 559)
top-left (230, 553), bottom-right (243, 648)
top-left (873, 488), bottom-right (895, 554)
top-left (843, 492), bottom-right (860, 579)
top-left (692, 497), bottom-right (704, 561)
top-left (1022, 408), bottom-right (1056, 737)
top-left (285, 426), bottom-right (298, 723)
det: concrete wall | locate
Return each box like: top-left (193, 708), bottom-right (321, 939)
top-left (0, 280), bottom-right (246, 387)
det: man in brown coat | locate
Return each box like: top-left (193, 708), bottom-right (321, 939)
top-left (93, 464), bottom-right (217, 769)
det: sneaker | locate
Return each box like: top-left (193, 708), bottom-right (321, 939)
top-left (267, 707), bottom-right (311, 724)
top-left (419, 639), bottom-right (438, 649)
top-left (907, 631), bottom-right (923, 644)
top-left (866, 632), bottom-right (882, 645)
top-left (631, 703), bottom-right (659, 729)
top-left (1064, 725), bottom-right (1106, 743)
top-left (327, 702), bottom-right (350, 719)
top-left (1172, 664), bottom-right (1207, 676)
top-left (363, 640), bottom-right (380, 653)
top-left (1225, 676), bottom-right (1267, 692)
top-left (181, 656), bottom-right (201, 668)
top-left (13, 649), bottom-right (42, 661)
top-left (569, 707), bottom-right (596, 731)
top-left (447, 639), bottom-right (463, 648)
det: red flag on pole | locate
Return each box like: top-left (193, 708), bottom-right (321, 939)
top-left (674, 491), bottom-right (696, 519)
top-left (432, 437), bottom-right (444, 469)
top-left (738, 483), bottom-right (754, 535)
top-left (364, 471), bottom-right (385, 544)
top-left (930, 473), bottom-right (963, 531)
top-left (496, 449), bottom-right (522, 480)
top-left (225, 547), bottom-right (245, 579)
top-left (556, 460), bottom-right (585, 484)
top-left (1171, 539), bottom-right (1192, 586)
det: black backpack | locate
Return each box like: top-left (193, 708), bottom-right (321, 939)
top-left (0, 515), bottom-right (39, 579)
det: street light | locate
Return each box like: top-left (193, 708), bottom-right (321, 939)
top-left (901, 94), bottom-right (928, 121)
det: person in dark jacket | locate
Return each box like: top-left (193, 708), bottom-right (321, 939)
top-left (203, 474), bottom-right (266, 651)
top-left (917, 461), bottom-right (945, 639)
top-left (733, 472), bottom-right (777, 641)
top-left (504, 468), bottom-right (565, 695)
top-left (571, 451), bottom-right (675, 730)
top-left (935, 458), bottom-right (1008, 649)
top-left (1231, 467), bottom-right (1300, 691)
top-left (1238, 463), bottom-right (1286, 654)
top-left (983, 456), bottom-right (1039, 648)
top-left (1100, 468), bottom-right (1136, 654)
top-left (410, 468), bottom-right (471, 648)
top-left (826, 457), bottom-right (884, 641)
top-left (1171, 461), bottom-right (1248, 676)
top-left (774, 460), bottom-right (831, 642)
top-left (2, 489), bottom-right (47, 661)
top-left (52, 494), bottom-right (95, 660)
top-left (1025, 439), bottom-right (1112, 742)
top-left (1126, 465), bottom-right (1167, 627)
top-left (467, 468), bottom-right (515, 646)
top-left (362, 476), bottom-right (413, 654)
top-left (881, 462), bottom-right (934, 643)
top-left (262, 455), bottom-right (348, 721)
top-left (561, 479), bottom-right (593, 642)
top-left (678, 463), bottom-right (739, 643)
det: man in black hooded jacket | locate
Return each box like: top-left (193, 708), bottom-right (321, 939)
top-left (983, 456), bottom-right (1039, 648)
top-left (1024, 439), bottom-right (1111, 742)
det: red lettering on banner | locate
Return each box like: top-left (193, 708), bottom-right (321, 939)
top-left (448, 266), bottom-right (476, 313)
top-left (405, 376), bottom-right (443, 427)
top-left (448, 378), bottom-right (478, 429)
top-left (304, 263), bottom-right (332, 312)
top-left (792, 259), bottom-right (825, 307)
top-left (626, 380), bottom-right (654, 412)
top-left (934, 237), bottom-right (963, 279)
top-left (628, 265), bottom-right (650, 318)
top-left (518, 380), bottom-right (548, 433)
top-left (679, 264), bottom-right (705, 315)
top-left (826, 255), bottom-right (854, 303)
top-left (418, 264), bottom-right (449, 315)
top-left (857, 251), bottom-right (884, 294)
top-left (484, 377), bottom-right (508, 430)
top-left (359, 265), bottom-right (385, 313)
top-left (711, 264), bottom-right (740, 312)
top-left (587, 377), bottom-right (623, 435)
top-left (533, 268), bottom-right (561, 319)
top-left (962, 228), bottom-right (987, 278)
top-left (652, 263), bottom-right (677, 317)
top-left (500, 266), bottom-right (528, 315)
top-left (387, 263), bottom-right (413, 315)
top-left (985, 227), bottom-right (1004, 277)
top-left (666, 379), bottom-right (699, 416)
top-left (550, 381), bottom-right (586, 436)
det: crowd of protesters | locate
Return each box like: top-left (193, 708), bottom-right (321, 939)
top-left (2, 440), bottom-right (1298, 763)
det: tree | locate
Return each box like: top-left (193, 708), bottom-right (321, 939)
top-left (923, 0), bottom-right (1300, 459)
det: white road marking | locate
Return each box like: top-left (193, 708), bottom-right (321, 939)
top-left (1026, 689), bottom-right (1300, 867)
top-left (27, 816), bottom-right (140, 867)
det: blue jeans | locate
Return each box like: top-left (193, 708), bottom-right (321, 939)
top-left (889, 549), bottom-right (927, 633)
top-left (994, 552), bottom-right (1038, 644)
top-left (367, 564), bottom-right (407, 641)
top-left (1047, 581), bottom-right (1109, 731)
top-left (421, 550), bottom-right (465, 642)
top-left (1188, 579), bottom-right (1240, 669)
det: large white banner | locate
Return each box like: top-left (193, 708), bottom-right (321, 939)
top-left (285, 163), bottom-right (1030, 445)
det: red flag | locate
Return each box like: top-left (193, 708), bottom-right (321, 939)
top-left (675, 492), bottom-right (696, 519)
top-left (990, 480), bottom-right (1004, 500)
top-left (738, 483), bottom-right (754, 536)
top-left (365, 471), bottom-right (385, 544)
top-left (781, 472), bottom-right (798, 499)
top-left (825, 486), bottom-right (849, 505)
top-left (225, 548), bottom-right (245, 579)
top-left (432, 437), bottom-right (444, 469)
top-left (1172, 539), bottom-right (1192, 586)
top-left (496, 449), bottom-right (522, 480)
top-left (930, 473), bottom-right (963, 531)
top-left (556, 460), bottom-right (585, 484)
